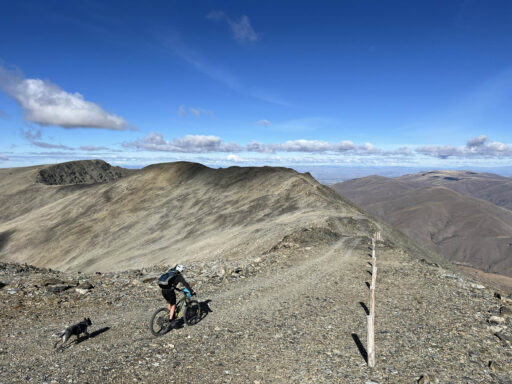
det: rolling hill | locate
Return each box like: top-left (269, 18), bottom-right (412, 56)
top-left (332, 171), bottom-right (512, 277)
top-left (0, 160), bottom-right (398, 272)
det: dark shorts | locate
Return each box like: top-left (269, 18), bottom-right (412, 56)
top-left (161, 288), bottom-right (176, 305)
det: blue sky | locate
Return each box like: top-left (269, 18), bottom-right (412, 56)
top-left (1, 0), bottom-right (512, 170)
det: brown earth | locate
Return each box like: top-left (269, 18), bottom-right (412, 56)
top-left (332, 171), bottom-right (512, 279)
top-left (399, 170), bottom-right (512, 211)
top-left (1, 238), bottom-right (511, 383)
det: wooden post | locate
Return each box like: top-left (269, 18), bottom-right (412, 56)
top-left (367, 232), bottom-right (377, 368)
top-left (367, 314), bottom-right (375, 368)
top-left (371, 266), bottom-right (377, 290)
top-left (369, 285), bottom-right (375, 315)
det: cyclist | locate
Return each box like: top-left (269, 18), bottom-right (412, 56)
top-left (158, 264), bottom-right (195, 325)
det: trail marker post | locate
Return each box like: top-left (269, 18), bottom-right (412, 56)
top-left (367, 314), bottom-right (375, 368)
top-left (367, 232), bottom-right (378, 368)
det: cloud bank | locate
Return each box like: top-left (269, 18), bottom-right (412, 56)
top-left (124, 133), bottom-right (242, 153)
top-left (124, 133), bottom-right (412, 156)
top-left (0, 66), bottom-right (134, 130)
top-left (79, 145), bottom-right (110, 151)
top-left (416, 135), bottom-right (512, 158)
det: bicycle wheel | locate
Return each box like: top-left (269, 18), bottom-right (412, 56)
top-left (184, 300), bottom-right (201, 326)
top-left (149, 307), bottom-right (171, 336)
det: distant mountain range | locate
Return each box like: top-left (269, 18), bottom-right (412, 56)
top-left (332, 170), bottom-right (512, 277)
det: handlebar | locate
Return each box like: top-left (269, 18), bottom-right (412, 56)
top-left (176, 288), bottom-right (196, 296)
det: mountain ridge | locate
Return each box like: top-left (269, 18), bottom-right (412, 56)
top-left (332, 171), bottom-right (512, 277)
top-left (1, 160), bottom-right (405, 272)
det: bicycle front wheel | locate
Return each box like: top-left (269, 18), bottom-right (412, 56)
top-left (149, 307), bottom-right (171, 336)
top-left (184, 300), bottom-right (201, 326)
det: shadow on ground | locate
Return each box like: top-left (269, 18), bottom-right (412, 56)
top-left (0, 230), bottom-right (15, 252)
top-left (359, 301), bottom-right (369, 315)
top-left (351, 333), bottom-right (368, 364)
top-left (165, 299), bottom-right (213, 333)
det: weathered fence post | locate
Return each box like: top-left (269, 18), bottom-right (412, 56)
top-left (369, 267), bottom-right (377, 315)
top-left (367, 232), bottom-right (378, 368)
top-left (367, 314), bottom-right (375, 368)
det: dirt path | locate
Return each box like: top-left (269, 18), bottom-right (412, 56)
top-left (2, 237), bottom-right (373, 384)
top-left (2, 236), bottom-right (511, 383)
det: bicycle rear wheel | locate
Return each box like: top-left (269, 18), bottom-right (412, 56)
top-left (184, 300), bottom-right (201, 326)
top-left (149, 307), bottom-right (171, 336)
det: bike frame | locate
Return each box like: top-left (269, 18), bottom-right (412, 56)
top-left (174, 289), bottom-right (191, 319)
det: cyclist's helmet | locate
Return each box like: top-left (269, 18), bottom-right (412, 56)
top-left (176, 264), bottom-right (185, 273)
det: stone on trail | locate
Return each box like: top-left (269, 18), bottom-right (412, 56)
top-left (489, 316), bottom-right (505, 325)
top-left (417, 374), bottom-right (439, 384)
top-left (500, 306), bottom-right (512, 317)
top-left (45, 285), bottom-right (70, 293)
top-left (77, 282), bottom-right (94, 290)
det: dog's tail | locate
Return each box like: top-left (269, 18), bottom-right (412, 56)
top-left (52, 331), bottom-right (64, 338)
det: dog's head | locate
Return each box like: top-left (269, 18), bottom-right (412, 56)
top-left (84, 318), bottom-right (92, 326)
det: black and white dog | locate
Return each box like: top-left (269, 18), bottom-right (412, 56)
top-left (53, 318), bottom-right (92, 350)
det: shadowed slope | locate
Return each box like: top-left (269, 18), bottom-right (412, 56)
top-left (333, 173), bottom-right (512, 277)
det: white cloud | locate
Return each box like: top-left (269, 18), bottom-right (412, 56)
top-left (466, 135), bottom-right (488, 148)
top-left (207, 11), bottom-right (258, 43)
top-left (256, 119), bottom-right (270, 127)
top-left (246, 141), bottom-right (275, 153)
top-left (416, 135), bottom-right (512, 158)
top-left (247, 139), bottom-right (376, 154)
top-left (178, 104), bottom-right (186, 117)
top-left (279, 139), bottom-right (334, 152)
top-left (0, 66), bottom-right (134, 130)
top-left (226, 154), bottom-right (247, 162)
top-left (0, 154), bottom-right (8, 161)
top-left (124, 133), bottom-right (242, 153)
top-left (79, 145), bottom-right (110, 151)
top-left (124, 134), bottom-right (413, 158)
top-left (390, 146), bottom-right (413, 156)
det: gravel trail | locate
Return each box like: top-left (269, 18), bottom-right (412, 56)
top-left (1, 236), bottom-right (512, 383)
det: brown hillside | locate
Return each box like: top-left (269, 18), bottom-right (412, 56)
top-left (332, 174), bottom-right (512, 277)
top-left (0, 160), bottom-right (400, 272)
top-left (400, 170), bottom-right (512, 211)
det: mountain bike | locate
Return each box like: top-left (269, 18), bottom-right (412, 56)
top-left (149, 289), bottom-right (201, 336)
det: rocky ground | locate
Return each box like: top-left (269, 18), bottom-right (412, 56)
top-left (1, 236), bottom-right (511, 383)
